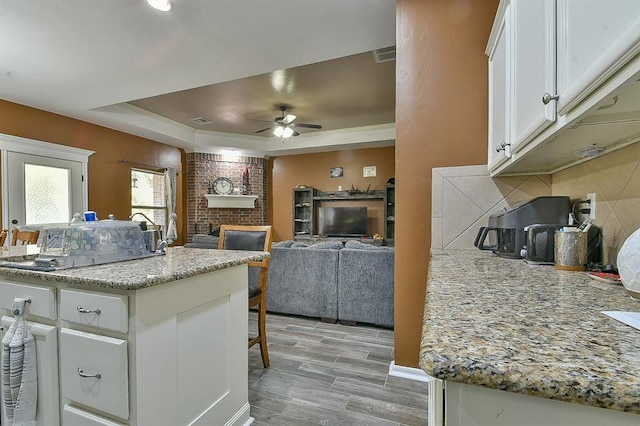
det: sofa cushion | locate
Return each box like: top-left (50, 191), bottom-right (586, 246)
top-left (273, 240), bottom-right (296, 248)
top-left (291, 241), bottom-right (310, 248)
top-left (310, 241), bottom-right (344, 250)
top-left (266, 246), bottom-right (338, 319)
top-left (344, 240), bottom-right (394, 251)
top-left (338, 248), bottom-right (394, 327)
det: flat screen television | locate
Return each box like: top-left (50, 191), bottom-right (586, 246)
top-left (318, 207), bottom-right (367, 237)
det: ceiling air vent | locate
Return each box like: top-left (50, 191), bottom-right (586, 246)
top-left (373, 46), bottom-right (396, 63)
top-left (190, 117), bottom-right (212, 125)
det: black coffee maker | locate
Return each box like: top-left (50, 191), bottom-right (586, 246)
top-left (474, 196), bottom-right (572, 259)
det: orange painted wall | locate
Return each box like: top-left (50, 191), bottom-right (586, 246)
top-left (0, 100), bottom-right (187, 245)
top-left (394, 0), bottom-right (498, 367)
top-left (269, 146), bottom-right (395, 242)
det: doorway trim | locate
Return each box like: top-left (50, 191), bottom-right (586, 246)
top-left (0, 133), bottom-right (94, 230)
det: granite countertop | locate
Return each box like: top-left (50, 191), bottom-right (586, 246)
top-left (420, 250), bottom-right (640, 414)
top-left (0, 246), bottom-right (268, 290)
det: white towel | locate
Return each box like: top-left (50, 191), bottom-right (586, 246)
top-left (2, 298), bottom-right (37, 426)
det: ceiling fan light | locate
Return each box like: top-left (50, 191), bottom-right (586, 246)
top-left (273, 126), bottom-right (284, 137)
top-left (282, 126), bottom-right (294, 138)
top-left (147, 0), bottom-right (173, 11)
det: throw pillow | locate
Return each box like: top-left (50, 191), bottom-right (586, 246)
top-left (345, 240), bottom-right (394, 251)
top-left (310, 241), bottom-right (344, 250)
top-left (291, 242), bottom-right (310, 248)
top-left (273, 240), bottom-right (296, 248)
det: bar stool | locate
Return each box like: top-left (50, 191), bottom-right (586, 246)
top-left (218, 225), bottom-right (273, 368)
top-left (11, 229), bottom-right (40, 246)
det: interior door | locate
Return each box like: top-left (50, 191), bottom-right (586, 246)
top-left (5, 152), bottom-right (84, 227)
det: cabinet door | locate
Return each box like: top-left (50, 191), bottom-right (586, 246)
top-left (510, 0), bottom-right (556, 152)
top-left (1, 317), bottom-right (60, 426)
top-left (59, 328), bottom-right (128, 420)
top-left (487, 2), bottom-right (511, 169)
top-left (557, 0), bottom-right (640, 115)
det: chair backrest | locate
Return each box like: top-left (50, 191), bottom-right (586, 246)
top-left (0, 229), bottom-right (8, 247)
top-left (218, 225), bottom-right (272, 268)
top-left (11, 229), bottom-right (40, 246)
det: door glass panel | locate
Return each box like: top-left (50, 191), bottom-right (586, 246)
top-left (25, 164), bottom-right (70, 224)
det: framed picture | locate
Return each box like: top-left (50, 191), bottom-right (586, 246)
top-left (330, 167), bottom-right (343, 178)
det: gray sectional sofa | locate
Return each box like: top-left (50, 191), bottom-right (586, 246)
top-left (184, 235), bottom-right (394, 328)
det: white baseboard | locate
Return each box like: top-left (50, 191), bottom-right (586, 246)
top-left (388, 361), bottom-right (430, 382)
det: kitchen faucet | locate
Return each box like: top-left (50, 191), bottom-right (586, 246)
top-left (128, 212), bottom-right (168, 254)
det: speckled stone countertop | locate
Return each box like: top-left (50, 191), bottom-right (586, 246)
top-left (0, 246), bottom-right (268, 290)
top-left (420, 250), bottom-right (640, 414)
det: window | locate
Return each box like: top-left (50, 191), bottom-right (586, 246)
top-left (131, 169), bottom-right (166, 232)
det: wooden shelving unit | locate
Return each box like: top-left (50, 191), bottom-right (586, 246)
top-left (292, 187), bottom-right (316, 240)
top-left (383, 184), bottom-right (395, 246)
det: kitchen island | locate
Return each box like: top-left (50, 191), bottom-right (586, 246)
top-left (0, 246), bottom-right (268, 426)
top-left (420, 250), bottom-right (640, 426)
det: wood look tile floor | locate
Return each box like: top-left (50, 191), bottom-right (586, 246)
top-left (248, 312), bottom-right (429, 425)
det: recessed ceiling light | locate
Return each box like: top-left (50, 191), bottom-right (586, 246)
top-left (147, 0), bottom-right (173, 12)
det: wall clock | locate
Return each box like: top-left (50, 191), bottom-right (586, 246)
top-left (212, 177), bottom-right (234, 195)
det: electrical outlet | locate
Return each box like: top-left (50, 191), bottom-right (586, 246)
top-left (586, 192), bottom-right (596, 220)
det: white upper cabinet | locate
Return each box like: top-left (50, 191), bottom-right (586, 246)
top-left (487, 2), bottom-right (511, 169)
top-left (487, 0), bottom-right (640, 175)
top-left (510, 0), bottom-right (556, 152)
top-left (556, 0), bottom-right (640, 116)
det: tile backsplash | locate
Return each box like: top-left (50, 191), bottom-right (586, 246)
top-left (431, 142), bottom-right (640, 265)
top-left (552, 142), bottom-right (640, 265)
top-left (431, 165), bottom-right (551, 252)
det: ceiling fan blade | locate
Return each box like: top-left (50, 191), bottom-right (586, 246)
top-left (255, 127), bottom-right (272, 133)
top-left (292, 129), bottom-right (300, 137)
top-left (282, 114), bottom-right (297, 125)
top-left (295, 123), bottom-right (323, 130)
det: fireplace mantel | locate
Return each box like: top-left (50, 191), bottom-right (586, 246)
top-left (205, 194), bottom-right (258, 208)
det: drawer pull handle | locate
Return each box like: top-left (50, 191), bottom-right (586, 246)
top-left (77, 367), bottom-right (102, 379)
top-left (77, 305), bottom-right (101, 315)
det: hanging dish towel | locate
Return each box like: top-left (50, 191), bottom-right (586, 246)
top-left (2, 298), bottom-right (37, 426)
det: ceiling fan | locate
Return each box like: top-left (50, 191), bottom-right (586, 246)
top-left (255, 105), bottom-right (322, 139)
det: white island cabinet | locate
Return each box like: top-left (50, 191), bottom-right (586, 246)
top-left (0, 247), bottom-right (266, 426)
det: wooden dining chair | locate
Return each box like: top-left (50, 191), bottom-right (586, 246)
top-left (218, 224), bottom-right (273, 368)
top-left (0, 229), bottom-right (8, 247)
top-left (11, 229), bottom-right (40, 246)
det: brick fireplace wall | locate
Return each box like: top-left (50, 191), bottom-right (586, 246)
top-left (186, 153), bottom-right (268, 241)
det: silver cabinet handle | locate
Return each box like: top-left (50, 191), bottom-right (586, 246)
top-left (77, 305), bottom-right (101, 315)
top-left (542, 92), bottom-right (559, 105)
top-left (77, 367), bottom-right (102, 379)
top-left (496, 141), bottom-right (511, 152)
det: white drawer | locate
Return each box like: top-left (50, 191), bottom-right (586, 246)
top-left (62, 404), bottom-right (127, 426)
top-left (0, 281), bottom-right (56, 320)
top-left (60, 328), bottom-right (129, 420)
top-left (60, 289), bottom-right (128, 333)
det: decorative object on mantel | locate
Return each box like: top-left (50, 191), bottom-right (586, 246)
top-left (242, 167), bottom-right (249, 195)
top-left (346, 184), bottom-right (372, 196)
top-left (617, 227), bottom-right (640, 300)
top-left (211, 177), bottom-right (234, 195)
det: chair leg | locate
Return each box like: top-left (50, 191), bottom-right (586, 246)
top-left (257, 301), bottom-right (270, 368)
